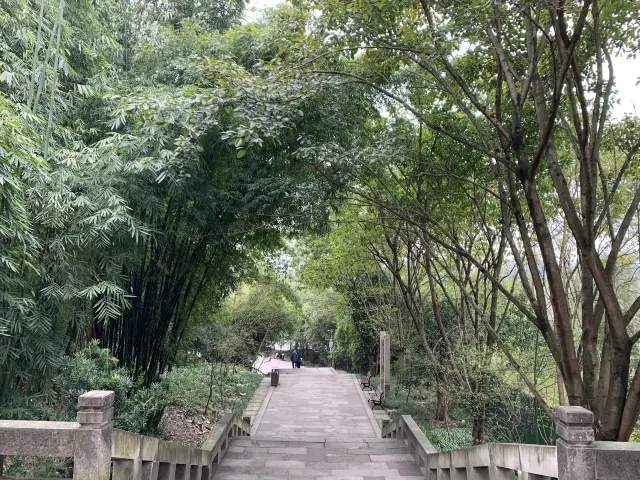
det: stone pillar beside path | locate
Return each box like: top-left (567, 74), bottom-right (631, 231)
top-left (379, 331), bottom-right (391, 397)
top-left (74, 390), bottom-right (114, 480)
top-left (556, 406), bottom-right (595, 480)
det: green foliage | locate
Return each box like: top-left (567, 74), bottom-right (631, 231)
top-left (166, 364), bottom-right (261, 416)
top-left (1, 0), bottom-right (372, 406)
top-left (384, 394), bottom-right (472, 451)
top-left (4, 457), bottom-right (71, 478)
top-left (192, 274), bottom-right (301, 360)
top-left (53, 341), bottom-right (167, 433)
top-left (0, 341), bottom-right (166, 434)
top-left (427, 428), bottom-right (473, 452)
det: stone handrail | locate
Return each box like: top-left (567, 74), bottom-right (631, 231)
top-left (382, 414), bottom-right (437, 470)
top-left (383, 415), bottom-right (556, 478)
top-left (383, 406), bottom-right (640, 479)
top-left (381, 414), bottom-right (557, 478)
top-left (425, 442), bottom-right (557, 478)
top-left (0, 390), bottom-right (250, 480)
top-left (111, 411), bottom-right (249, 479)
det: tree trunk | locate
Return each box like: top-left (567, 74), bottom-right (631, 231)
top-left (557, 368), bottom-right (567, 406)
top-left (435, 373), bottom-right (447, 421)
top-left (522, 176), bottom-right (583, 406)
top-left (367, 353), bottom-right (375, 376)
top-left (472, 403), bottom-right (486, 445)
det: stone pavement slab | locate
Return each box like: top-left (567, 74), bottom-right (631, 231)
top-left (253, 368), bottom-right (377, 440)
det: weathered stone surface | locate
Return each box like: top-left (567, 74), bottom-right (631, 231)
top-left (141, 460), bottom-right (160, 480)
top-left (466, 465), bottom-right (491, 480)
top-left (112, 428), bottom-right (142, 459)
top-left (212, 368), bottom-right (421, 479)
top-left (556, 423), bottom-right (595, 444)
top-left (594, 441), bottom-right (640, 480)
top-left (489, 443), bottom-right (521, 471)
top-left (425, 437), bottom-right (559, 479)
top-left (73, 423), bottom-right (112, 480)
top-left (78, 390), bottom-right (115, 408)
top-left (0, 420), bottom-right (78, 456)
top-left (557, 440), bottom-right (595, 480)
top-left (488, 466), bottom-right (517, 479)
top-left (112, 458), bottom-right (142, 480)
top-left (141, 435), bottom-right (160, 461)
top-left (518, 444), bottom-right (557, 477)
top-left (450, 444), bottom-right (489, 468)
top-left (380, 332), bottom-right (391, 397)
top-left (555, 407), bottom-right (594, 426)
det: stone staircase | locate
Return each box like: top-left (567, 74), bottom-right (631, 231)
top-left (214, 436), bottom-right (424, 479)
top-left (213, 367), bottom-right (424, 479)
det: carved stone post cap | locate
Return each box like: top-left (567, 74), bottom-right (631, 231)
top-left (556, 406), bottom-right (594, 444)
top-left (556, 406), bottom-right (594, 425)
top-left (78, 391), bottom-right (115, 409)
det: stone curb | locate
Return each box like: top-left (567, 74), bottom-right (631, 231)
top-left (352, 375), bottom-right (382, 438)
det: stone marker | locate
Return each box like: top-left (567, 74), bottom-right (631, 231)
top-left (380, 331), bottom-right (391, 396)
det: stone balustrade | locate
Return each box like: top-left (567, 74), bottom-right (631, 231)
top-left (382, 414), bottom-right (437, 470)
top-left (425, 442), bottom-right (557, 479)
top-left (2, 389), bottom-right (640, 479)
top-left (0, 390), bottom-right (250, 480)
top-left (382, 406), bottom-right (640, 479)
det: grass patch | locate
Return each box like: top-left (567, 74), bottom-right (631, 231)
top-left (384, 393), bottom-right (473, 452)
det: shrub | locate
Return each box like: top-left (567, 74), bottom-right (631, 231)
top-left (426, 427), bottom-right (473, 451)
top-left (166, 363), bottom-right (261, 418)
top-left (52, 340), bottom-right (168, 434)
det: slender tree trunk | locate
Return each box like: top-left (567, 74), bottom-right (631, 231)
top-left (367, 353), bottom-right (375, 376)
top-left (557, 368), bottom-right (567, 406)
top-left (472, 404), bottom-right (486, 445)
top-left (522, 175), bottom-right (582, 405)
top-left (435, 372), bottom-right (447, 422)
top-left (581, 257), bottom-right (599, 415)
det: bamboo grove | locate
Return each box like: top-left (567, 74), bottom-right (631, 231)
top-left (0, 0), bottom-right (368, 405)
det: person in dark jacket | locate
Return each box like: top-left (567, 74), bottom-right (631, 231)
top-left (291, 349), bottom-right (299, 368)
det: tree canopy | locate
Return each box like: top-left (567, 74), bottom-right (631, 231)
top-left (2, 0), bottom-right (640, 445)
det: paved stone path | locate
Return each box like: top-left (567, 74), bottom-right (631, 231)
top-left (213, 368), bottom-right (423, 479)
top-left (255, 368), bottom-right (376, 440)
top-left (253, 356), bottom-right (294, 374)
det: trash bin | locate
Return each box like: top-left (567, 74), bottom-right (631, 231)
top-left (270, 368), bottom-right (279, 386)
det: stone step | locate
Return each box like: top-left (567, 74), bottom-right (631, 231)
top-left (231, 438), bottom-right (409, 448)
top-left (213, 438), bottom-right (422, 479)
top-left (214, 474), bottom-right (424, 480)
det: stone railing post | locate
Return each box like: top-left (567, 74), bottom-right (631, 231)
top-left (556, 406), bottom-right (595, 480)
top-left (74, 390), bottom-right (114, 480)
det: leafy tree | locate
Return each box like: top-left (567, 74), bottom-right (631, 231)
top-left (282, 0), bottom-right (640, 441)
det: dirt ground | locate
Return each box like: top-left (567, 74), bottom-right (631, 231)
top-left (158, 406), bottom-right (216, 448)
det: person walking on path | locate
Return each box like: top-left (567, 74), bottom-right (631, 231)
top-left (291, 349), bottom-right (299, 369)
